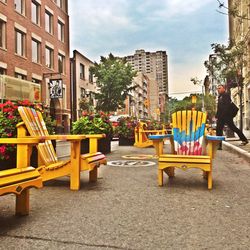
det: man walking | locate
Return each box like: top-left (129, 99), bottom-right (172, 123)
top-left (216, 84), bottom-right (248, 148)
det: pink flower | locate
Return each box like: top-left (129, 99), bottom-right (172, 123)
top-left (8, 115), bottom-right (14, 119)
top-left (0, 145), bottom-right (6, 154)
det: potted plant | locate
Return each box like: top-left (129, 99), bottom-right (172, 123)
top-left (72, 111), bottom-right (113, 154)
top-left (0, 100), bottom-right (56, 169)
top-left (115, 116), bottom-right (138, 146)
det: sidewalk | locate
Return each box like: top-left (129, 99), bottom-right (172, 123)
top-left (223, 137), bottom-right (250, 163)
top-left (1, 141), bottom-right (250, 249)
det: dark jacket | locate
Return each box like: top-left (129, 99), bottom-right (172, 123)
top-left (216, 92), bottom-right (232, 120)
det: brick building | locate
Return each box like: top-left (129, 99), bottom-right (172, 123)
top-left (0, 0), bottom-right (70, 133)
top-left (70, 50), bottom-right (97, 121)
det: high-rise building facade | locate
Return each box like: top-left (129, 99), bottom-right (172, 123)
top-left (0, 0), bottom-right (70, 133)
top-left (124, 49), bottom-right (168, 120)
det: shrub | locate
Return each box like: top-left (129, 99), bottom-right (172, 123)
top-left (115, 116), bottom-right (138, 139)
top-left (72, 111), bottom-right (113, 138)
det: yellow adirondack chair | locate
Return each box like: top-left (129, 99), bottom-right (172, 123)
top-left (134, 121), bottom-right (166, 148)
top-left (17, 107), bottom-right (107, 190)
top-left (0, 138), bottom-right (43, 215)
top-left (150, 110), bottom-right (224, 189)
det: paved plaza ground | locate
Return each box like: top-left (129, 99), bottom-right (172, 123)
top-left (0, 141), bottom-right (250, 249)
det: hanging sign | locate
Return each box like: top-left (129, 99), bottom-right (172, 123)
top-left (49, 79), bottom-right (63, 98)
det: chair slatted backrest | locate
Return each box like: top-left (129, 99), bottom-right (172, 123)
top-left (18, 107), bottom-right (58, 166)
top-left (172, 110), bottom-right (207, 155)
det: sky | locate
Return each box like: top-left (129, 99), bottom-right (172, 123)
top-left (68, 0), bottom-right (228, 99)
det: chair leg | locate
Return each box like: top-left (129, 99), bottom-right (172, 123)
top-left (158, 169), bottom-right (163, 186)
top-left (203, 170), bottom-right (208, 179)
top-left (89, 166), bottom-right (98, 182)
top-left (70, 171), bottom-right (80, 191)
top-left (164, 167), bottom-right (175, 177)
top-left (207, 171), bottom-right (212, 190)
top-left (16, 190), bottom-right (29, 216)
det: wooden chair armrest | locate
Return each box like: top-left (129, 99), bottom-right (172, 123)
top-left (148, 134), bottom-right (173, 140)
top-left (0, 138), bottom-right (40, 144)
top-left (206, 135), bottom-right (225, 142)
top-left (205, 135), bottom-right (225, 159)
top-left (143, 130), bottom-right (166, 133)
top-left (84, 134), bottom-right (106, 153)
top-left (36, 135), bottom-right (87, 141)
top-left (84, 134), bottom-right (106, 139)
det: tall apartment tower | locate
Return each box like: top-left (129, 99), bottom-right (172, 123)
top-left (124, 49), bottom-right (168, 120)
top-left (0, 0), bottom-right (70, 133)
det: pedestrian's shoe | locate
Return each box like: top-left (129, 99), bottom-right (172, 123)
top-left (240, 140), bottom-right (249, 146)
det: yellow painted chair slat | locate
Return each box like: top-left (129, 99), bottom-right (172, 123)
top-left (18, 107), bottom-right (107, 190)
top-left (156, 110), bottom-right (224, 189)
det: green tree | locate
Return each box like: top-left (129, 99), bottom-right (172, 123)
top-left (204, 41), bottom-right (247, 130)
top-left (90, 53), bottom-right (137, 113)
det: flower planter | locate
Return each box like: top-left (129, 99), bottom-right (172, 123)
top-left (81, 137), bottom-right (111, 154)
top-left (118, 137), bottom-right (135, 146)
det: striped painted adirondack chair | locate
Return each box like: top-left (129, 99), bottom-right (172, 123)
top-left (17, 106), bottom-right (107, 190)
top-left (158, 110), bottom-right (224, 189)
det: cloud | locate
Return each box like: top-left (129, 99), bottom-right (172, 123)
top-left (70, 0), bottom-right (138, 34)
top-left (69, 0), bottom-right (228, 97)
top-left (135, 0), bottom-right (215, 21)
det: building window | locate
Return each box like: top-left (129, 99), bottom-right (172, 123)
top-left (14, 0), bottom-right (25, 15)
top-left (0, 67), bottom-right (6, 75)
top-left (0, 19), bottom-right (6, 49)
top-left (57, 20), bottom-right (64, 42)
top-left (45, 10), bottom-right (53, 34)
top-left (55, 0), bottom-right (64, 10)
top-left (80, 63), bottom-right (85, 79)
top-left (15, 72), bottom-right (26, 80)
top-left (32, 78), bottom-right (41, 84)
top-left (32, 39), bottom-right (40, 63)
top-left (58, 53), bottom-right (65, 73)
top-left (45, 46), bottom-right (54, 68)
top-left (31, 1), bottom-right (40, 25)
top-left (89, 72), bottom-right (93, 83)
top-left (15, 29), bottom-right (26, 57)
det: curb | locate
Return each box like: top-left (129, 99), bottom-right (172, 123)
top-left (223, 141), bottom-right (250, 163)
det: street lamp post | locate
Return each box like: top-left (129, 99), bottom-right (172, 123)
top-left (190, 77), bottom-right (205, 111)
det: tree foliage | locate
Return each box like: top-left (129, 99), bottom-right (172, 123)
top-left (166, 95), bottom-right (216, 122)
top-left (204, 41), bottom-right (246, 88)
top-left (90, 53), bottom-right (137, 113)
top-left (204, 41), bottom-right (247, 130)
